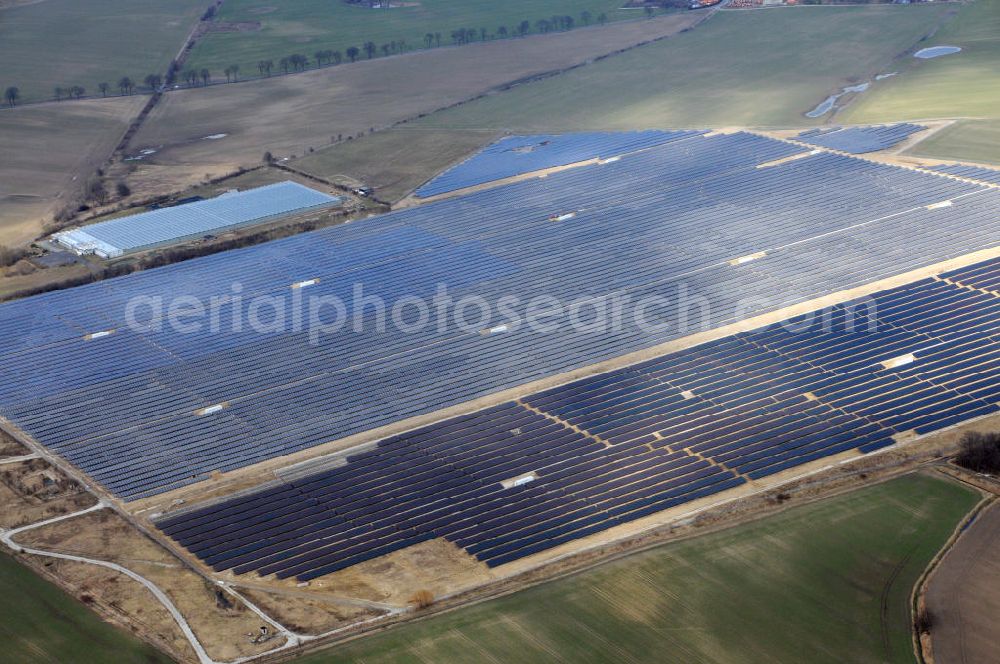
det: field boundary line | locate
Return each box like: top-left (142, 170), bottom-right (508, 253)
top-left (910, 467), bottom-right (997, 664)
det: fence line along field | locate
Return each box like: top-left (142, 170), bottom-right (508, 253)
top-left (412, 5), bottom-right (954, 132)
top-left (0, 0), bottom-right (206, 103)
top-left (125, 13), bottom-right (702, 197)
top-left (843, 0), bottom-right (1000, 164)
top-left (188, 0), bottom-right (636, 77)
top-left (295, 474), bottom-right (979, 664)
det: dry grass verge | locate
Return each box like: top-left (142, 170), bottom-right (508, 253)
top-left (19, 509), bottom-right (288, 662)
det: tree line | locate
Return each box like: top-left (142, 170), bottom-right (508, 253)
top-left (244, 9), bottom-right (617, 80)
top-left (1, 7), bottom-right (657, 107)
top-left (955, 431), bottom-right (1000, 474)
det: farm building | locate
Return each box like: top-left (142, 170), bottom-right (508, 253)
top-left (53, 181), bottom-right (341, 258)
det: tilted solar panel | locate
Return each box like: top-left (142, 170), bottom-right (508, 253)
top-left (157, 255), bottom-right (1000, 578)
top-left (1, 132), bottom-right (998, 501)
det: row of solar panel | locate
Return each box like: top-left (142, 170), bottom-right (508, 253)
top-left (930, 164), bottom-right (1000, 186)
top-left (2, 132), bottom-right (997, 499)
top-left (158, 257), bottom-right (1000, 578)
top-left (414, 130), bottom-right (706, 197)
top-left (0, 132), bottom-right (800, 358)
top-left (793, 124), bottom-right (923, 154)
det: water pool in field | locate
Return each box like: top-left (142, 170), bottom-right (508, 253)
top-left (805, 82), bottom-right (870, 118)
top-left (914, 46), bottom-right (962, 59)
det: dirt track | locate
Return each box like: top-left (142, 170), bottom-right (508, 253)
top-left (926, 499), bottom-right (1000, 664)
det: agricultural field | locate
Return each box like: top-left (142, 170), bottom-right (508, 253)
top-left (906, 119), bottom-right (1000, 165)
top-left (0, 96), bottom-right (145, 246)
top-left (0, 552), bottom-right (173, 664)
top-left (189, 0), bottom-right (637, 76)
top-left (412, 5), bottom-right (953, 131)
top-left (0, 0), bottom-right (206, 103)
top-left (126, 13), bottom-right (701, 197)
top-left (925, 499), bottom-right (1000, 664)
top-left (292, 128), bottom-right (499, 202)
top-left (299, 473), bottom-right (978, 664)
top-left (843, 0), bottom-right (1000, 164)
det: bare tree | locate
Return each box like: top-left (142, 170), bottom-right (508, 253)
top-left (364, 41), bottom-right (376, 59)
top-left (4, 86), bottom-right (18, 107)
top-left (54, 86), bottom-right (64, 101)
top-left (87, 178), bottom-right (108, 204)
top-left (0, 245), bottom-right (27, 267)
top-left (409, 589), bottom-right (434, 609)
top-left (331, 51), bottom-right (342, 65)
top-left (70, 85), bottom-right (85, 99)
top-left (424, 32), bottom-right (434, 48)
top-left (346, 46), bottom-right (359, 62)
top-left (118, 77), bottom-right (134, 95)
top-left (200, 69), bottom-right (210, 85)
top-left (98, 82), bottom-right (110, 97)
top-left (956, 431), bottom-right (1000, 473)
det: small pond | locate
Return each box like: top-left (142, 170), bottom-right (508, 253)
top-left (914, 46), bottom-right (962, 59)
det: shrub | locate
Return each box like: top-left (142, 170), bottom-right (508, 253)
top-left (914, 607), bottom-right (934, 635)
top-left (409, 589), bottom-right (434, 609)
top-left (0, 245), bottom-right (26, 268)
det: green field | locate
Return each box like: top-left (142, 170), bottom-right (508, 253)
top-left (907, 119), bottom-right (1000, 165)
top-left (189, 0), bottom-right (639, 75)
top-left (411, 5), bottom-right (953, 131)
top-left (298, 473), bottom-right (977, 664)
top-left (0, 552), bottom-right (173, 663)
top-left (843, 0), bottom-right (1000, 164)
top-left (0, 0), bottom-right (205, 103)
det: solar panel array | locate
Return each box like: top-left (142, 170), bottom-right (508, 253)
top-left (2, 132), bottom-right (999, 500)
top-left (158, 256), bottom-right (1000, 578)
top-left (929, 164), bottom-right (1000, 186)
top-left (414, 130), bottom-right (705, 198)
top-left (54, 182), bottom-right (341, 257)
top-left (794, 124), bottom-right (924, 154)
